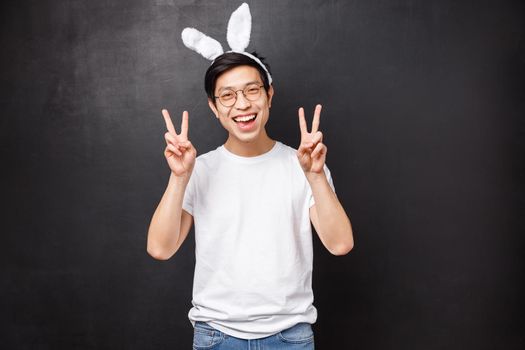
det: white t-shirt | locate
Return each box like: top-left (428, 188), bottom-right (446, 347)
top-left (182, 140), bottom-right (336, 339)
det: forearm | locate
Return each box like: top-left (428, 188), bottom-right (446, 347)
top-left (307, 172), bottom-right (354, 254)
top-left (147, 173), bottom-right (189, 259)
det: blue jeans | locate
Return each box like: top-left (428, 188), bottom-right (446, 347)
top-left (193, 321), bottom-right (315, 350)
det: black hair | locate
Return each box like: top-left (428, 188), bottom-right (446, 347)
top-left (204, 52), bottom-right (272, 104)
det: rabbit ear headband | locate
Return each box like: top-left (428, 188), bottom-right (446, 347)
top-left (181, 2), bottom-right (273, 84)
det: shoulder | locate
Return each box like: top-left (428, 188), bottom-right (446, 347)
top-left (277, 141), bottom-right (298, 154)
top-left (274, 141), bottom-right (305, 173)
top-left (275, 141), bottom-right (299, 160)
top-left (192, 147), bottom-right (222, 174)
top-left (277, 141), bottom-right (333, 178)
top-left (196, 146), bottom-right (222, 162)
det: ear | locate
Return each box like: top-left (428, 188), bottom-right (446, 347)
top-left (267, 85), bottom-right (274, 108)
top-left (227, 3), bottom-right (251, 52)
top-left (208, 98), bottom-right (219, 118)
top-left (181, 28), bottom-right (224, 60)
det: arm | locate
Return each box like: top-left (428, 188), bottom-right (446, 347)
top-left (147, 109), bottom-right (197, 260)
top-left (297, 105), bottom-right (354, 256)
top-left (147, 173), bottom-right (194, 260)
top-left (307, 171), bottom-right (353, 256)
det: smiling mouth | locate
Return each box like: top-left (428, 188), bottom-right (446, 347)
top-left (233, 114), bottom-right (257, 123)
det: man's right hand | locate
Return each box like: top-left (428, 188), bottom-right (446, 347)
top-left (162, 109), bottom-right (197, 179)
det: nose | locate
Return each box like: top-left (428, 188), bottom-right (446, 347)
top-left (234, 90), bottom-right (251, 109)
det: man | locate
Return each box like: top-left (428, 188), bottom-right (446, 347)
top-left (147, 52), bottom-right (354, 349)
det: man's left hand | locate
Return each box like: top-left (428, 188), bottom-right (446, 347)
top-left (297, 104), bottom-right (327, 175)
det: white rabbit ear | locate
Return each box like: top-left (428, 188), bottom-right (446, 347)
top-left (227, 3), bottom-right (251, 52)
top-left (181, 28), bottom-right (224, 60)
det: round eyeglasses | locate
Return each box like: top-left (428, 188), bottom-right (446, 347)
top-left (214, 84), bottom-right (265, 107)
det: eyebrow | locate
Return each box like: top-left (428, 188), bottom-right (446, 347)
top-left (217, 81), bottom-right (262, 93)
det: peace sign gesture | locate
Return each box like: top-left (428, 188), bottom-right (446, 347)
top-left (162, 109), bottom-right (197, 179)
top-left (297, 104), bottom-right (327, 174)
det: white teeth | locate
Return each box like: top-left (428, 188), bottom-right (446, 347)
top-left (234, 114), bottom-right (256, 122)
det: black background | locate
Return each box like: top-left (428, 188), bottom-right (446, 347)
top-left (2, 0), bottom-right (524, 349)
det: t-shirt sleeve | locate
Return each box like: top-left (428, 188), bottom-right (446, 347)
top-left (182, 171), bottom-right (196, 216)
top-left (308, 164), bottom-right (336, 208)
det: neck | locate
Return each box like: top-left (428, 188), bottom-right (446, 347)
top-left (224, 133), bottom-right (275, 157)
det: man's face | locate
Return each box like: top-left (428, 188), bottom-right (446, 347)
top-left (208, 65), bottom-right (274, 144)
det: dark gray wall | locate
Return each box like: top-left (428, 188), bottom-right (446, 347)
top-left (2, 0), bottom-right (524, 349)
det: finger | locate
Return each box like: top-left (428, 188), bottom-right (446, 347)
top-left (171, 144), bottom-right (183, 157)
top-left (297, 143), bottom-right (311, 157)
top-left (311, 142), bottom-right (325, 159)
top-left (162, 109), bottom-right (177, 136)
top-left (176, 142), bottom-right (189, 150)
top-left (180, 111), bottom-right (189, 139)
top-left (166, 144), bottom-right (182, 157)
top-left (311, 131), bottom-right (323, 145)
top-left (298, 107), bottom-right (307, 136)
top-left (178, 140), bottom-right (193, 149)
top-left (165, 131), bottom-right (176, 145)
top-left (311, 104), bottom-right (322, 134)
top-left (297, 142), bottom-right (312, 155)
